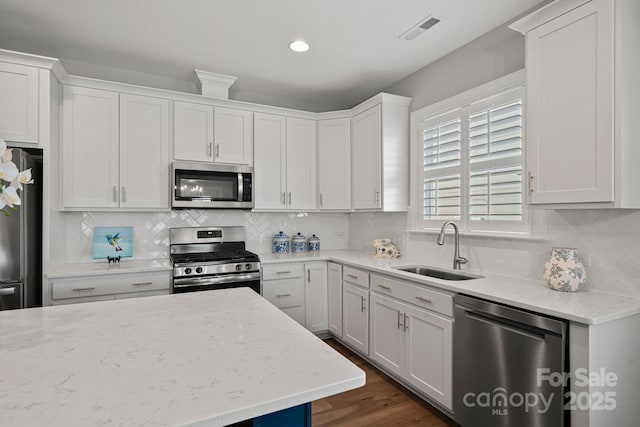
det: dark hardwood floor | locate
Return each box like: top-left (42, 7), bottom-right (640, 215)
top-left (313, 339), bottom-right (459, 427)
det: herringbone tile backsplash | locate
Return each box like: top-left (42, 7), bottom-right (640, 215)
top-left (65, 210), bottom-right (349, 262)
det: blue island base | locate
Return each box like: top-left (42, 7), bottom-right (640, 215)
top-left (229, 402), bottom-right (312, 427)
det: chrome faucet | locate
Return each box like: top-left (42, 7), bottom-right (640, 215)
top-left (437, 221), bottom-right (468, 270)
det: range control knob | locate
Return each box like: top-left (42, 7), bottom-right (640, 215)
top-left (245, 264), bottom-right (252, 270)
top-left (235, 264), bottom-right (242, 271)
top-left (184, 267), bottom-right (192, 275)
top-left (195, 266), bottom-right (203, 274)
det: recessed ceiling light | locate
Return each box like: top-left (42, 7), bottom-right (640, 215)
top-left (289, 40), bottom-right (310, 53)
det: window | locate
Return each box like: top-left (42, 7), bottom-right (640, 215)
top-left (411, 72), bottom-right (528, 234)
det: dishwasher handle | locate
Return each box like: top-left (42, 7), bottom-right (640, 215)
top-left (464, 309), bottom-right (548, 341)
top-left (455, 293), bottom-right (566, 336)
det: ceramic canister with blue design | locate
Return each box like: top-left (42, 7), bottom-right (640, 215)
top-left (308, 234), bottom-right (320, 252)
top-left (292, 232), bottom-right (306, 253)
top-left (272, 231), bottom-right (290, 254)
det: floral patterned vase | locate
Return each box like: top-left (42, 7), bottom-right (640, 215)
top-left (543, 248), bottom-right (586, 292)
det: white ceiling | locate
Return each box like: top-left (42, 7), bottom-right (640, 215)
top-left (0, 0), bottom-right (545, 111)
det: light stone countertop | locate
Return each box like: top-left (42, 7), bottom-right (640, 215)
top-left (0, 288), bottom-right (365, 427)
top-left (259, 250), bottom-right (640, 325)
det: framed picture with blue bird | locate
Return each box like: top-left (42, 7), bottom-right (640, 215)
top-left (92, 226), bottom-right (134, 259)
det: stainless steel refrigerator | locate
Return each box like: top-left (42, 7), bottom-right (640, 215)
top-left (0, 148), bottom-right (42, 310)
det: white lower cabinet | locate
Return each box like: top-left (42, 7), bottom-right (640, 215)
top-left (304, 262), bottom-right (328, 333)
top-left (342, 267), bottom-right (370, 355)
top-left (327, 262), bottom-right (343, 338)
top-left (262, 262), bottom-right (328, 332)
top-left (261, 263), bottom-right (305, 326)
top-left (370, 274), bottom-right (453, 410)
top-left (51, 271), bottom-right (171, 305)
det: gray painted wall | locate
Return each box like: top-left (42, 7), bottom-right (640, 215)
top-left (383, 24), bottom-right (525, 112)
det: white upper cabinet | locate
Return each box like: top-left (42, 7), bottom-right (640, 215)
top-left (119, 94), bottom-right (170, 209)
top-left (63, 86), bottom-right (120, 209)
top-left (253, 113), bottom-right (317, 211)
top-left (511, 0), bottom-right (640, 208)
top-left (351, 94), bottom-right (412, 211)
top-left (214, 106), bottom-right (253, 164)
top-left (254, 113), bottom-right (287, 210)
top-left (286, 117), bottom-right (317, 211)
top-left (352, 105), bottom-right (381, 210)
top-left (0, 62), bottom-right (39, 144)
top-left (174, 101), bottom-right (213, 162)
top-left (318, 118), bottom-right (351, 210)
top-left (174, 101), bottom-right (253, 165)
top-left (63, 86), bottom-right (170, 210)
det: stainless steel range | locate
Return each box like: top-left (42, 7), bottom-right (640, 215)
top-left (170, 226), bottom-right (261, 294)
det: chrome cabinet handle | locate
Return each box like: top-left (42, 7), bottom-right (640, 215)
top-left (320, 193), bottom-right (323, 207)
top-left (374, 190), bottom-right (380, 205)
top-left (415, 296), bottom-right (433, 304)
top-left (208, 142), bottom-right (213, 157)
top-left (397, 310), bottom-right (402, 329)
top-left (347, 274), bottom-right (358, 280)
top-left (216, 143), bottom-right (220, 158)
top-left (122, 186), bottom-right (126, 203)
top-left (288, 192), bottom-right (292, 206)
top-left (377, 284), bottom-right (391, 290)
top-left (528, 171), bottom-right (534, 194)
top-left (307, 269), bottom-right (311, 282)
top-left (276, 271), bottom-right (291, 275)
top-left (276, 293), bottom-right (291, 298)
top-left (361, 296), bottom-right (366, 312)
top-left (404, 313), bottom-right (409, 331)
top-left (131, 282), bottom-right (153, 287)
top-left (281, 192), bottom-right (286, 206)
top-left (113, 186), bottom-right (117, 203)
top-left (72, 287), bottom-right (96, 292)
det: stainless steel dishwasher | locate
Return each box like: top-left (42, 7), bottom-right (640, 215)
top-left (453, 294), bottom-right (568, 427)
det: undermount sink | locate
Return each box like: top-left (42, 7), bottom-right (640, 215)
top-left (392, 265), bottom-right (483, 281)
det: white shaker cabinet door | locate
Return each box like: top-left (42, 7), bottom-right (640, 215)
top-left (304, 262), bottom-right (328, 333)
top-left (119, 94), bottom-right (170, 209)
top-left (62, 86), bottom-right (119, 208)
top-left (370, 292), bottom-right (404, 377)
top-left (342, 282), bottom-right (369, 355)
top-left (286, 117), bottom-right (317, 210)
top-left (404, 304), bottom-right (453, 410)
top-left (174, 101), bottom-right (213, 162)
top-left (254, 113), bottom-right (286, 210)
top-left (0, 62), bottom-right (39, 144)
top-left (352, 104), bottom-right (381, 209)
top-left (213, 107), bottom-right (253, 165)
top-left (525, 0), bottom-right (614, 204)
top-left (318, 118), bottom-right (351, 210)
top-left (327, 262), bottom-right (343, 338)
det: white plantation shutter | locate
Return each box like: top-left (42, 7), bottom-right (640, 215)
top-left (418, 85), bottom-right (528, 234)
top-left (423, 175), bottom-right (461, 220)
top-left (421, 109), bottom-right (463, 222)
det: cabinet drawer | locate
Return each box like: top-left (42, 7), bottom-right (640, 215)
top-left (262, 278), bottom-right (304, 309)
top-left (371, 274), bottom-right (453, 317)
top-left (52, 271), bottom-right (171, 301)
top-left (262, 263), bottom-right (304, 280)
top-left (343, 266), bottom-right (369, 288)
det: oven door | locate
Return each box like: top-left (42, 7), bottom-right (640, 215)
top-left (173, 272), bottom-right (261, 294)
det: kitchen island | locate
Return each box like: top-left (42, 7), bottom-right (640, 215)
top-left (0, 288), bottom-right (365, 426)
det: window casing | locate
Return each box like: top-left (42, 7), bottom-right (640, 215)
top-left (411, 73), bottom-right (528, 235)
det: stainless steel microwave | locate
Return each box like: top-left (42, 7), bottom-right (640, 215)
top-left (172, 161), bottom-right (253, 209)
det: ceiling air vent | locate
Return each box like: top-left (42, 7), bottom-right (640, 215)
top-left (400, 15), bottom-right (441, 41)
